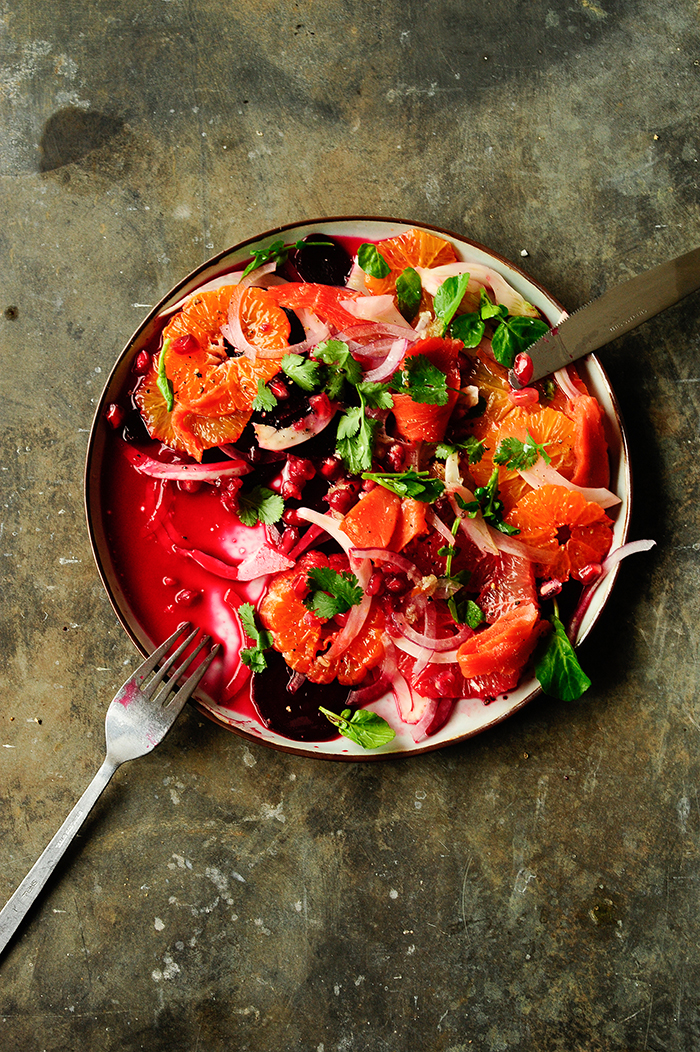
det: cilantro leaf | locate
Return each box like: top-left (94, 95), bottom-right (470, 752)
top-left (433, 273), bottom-right (470, 333)
top-left (390, 353), bottom-right (449, 405)
top-left (280, 353), bottom-right (322, 392)
top-left (238, 602), bottom-right (273, 673)
top-left (493, 431), bottom-right (552, 471)
top-left (157, 339), bottom-right (174, 412)
top-left (357, 243), bottom-right (391, 279)
top-left (252, 378), bottom-right (278, 412)
top-left (304, 566), bottom-right (364, 619)
top-left (535, 612), bottom-right (591, 701)
top-left (335, 396), bottom-right (380, 473)
top-left (314, 339), bottom-right (362, 399)
top-left (361, 469), bottom-right (445, 503)
top-left (434, 436), bottom-right (486, 463)
top-left (319, 706), bottom-right (396, 749)
top-left (356, 380), bottom-right (394, 410)
top-left (463, 467), bottom-right (520, 535)
top-left (237, 485), bottom-right (285, 527)
top-left (449, 312), bottom-right (485, 348)
top-left (396, 267), bottom-right (422, 322)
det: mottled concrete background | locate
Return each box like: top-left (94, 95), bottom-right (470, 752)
top-left (2, 2), bottom-right (700, 1050)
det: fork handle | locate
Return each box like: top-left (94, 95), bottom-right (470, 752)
top-left (0, 758), bottom-right (120, 956)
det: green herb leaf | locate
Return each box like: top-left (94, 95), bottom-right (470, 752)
top-left (335, 395), bottom-right (380, 473)
top-left (304, 566), bottom-right (364, 619)
top-left (237, 485), bottom-right (285, 527)
top-left (361, 469), bottom-right (445, 503)
top-left (252, 378), bottom-right (278, 412)
top-left (390, 353), bottom-right (449, 405)
top-left (478, 287), bottom-right (508, 322)
top-left (433, 273), bottom-right (470, 333)
top-left (238, 602), bottom-right (273, 673)
top-left (319, 706), bottom-right (396, 749)
top-left (464, 599), bottom-right (485, 629)
top-left (491, 315), bottom-right (550, 369)
top-left (357, 243), bottom-right (391, 279)
top-left (395, 267), bottom-right (422, 322)
top-left (450, 311), bottom-right (485, 348)
top-left (357, 379), bottom-right (394, 410)
top-left (465, 467), bottom-right (520, 535)
top-left (280, 352), bottom-right (322, 392)
top-left (241, 237), bottom-right (334, 279)
top-left (314, 339), bottom-right (362, 399)
top-left (434, 436), bottom-right (486, 463)
top-left (157, 340), bottom-right (175, 412)
top-left (535, 613), bottom-right (591, 701)
top-left (493, 430), bottom-right (552, 471)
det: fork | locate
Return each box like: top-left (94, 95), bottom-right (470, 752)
top-left (0, 622), bottom-right (219, 956)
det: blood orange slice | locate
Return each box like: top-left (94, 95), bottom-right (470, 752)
top-left (363, 228), bottom-right (459, 297)
top-left (505, 484), bottom-right (614, 582)
top-left (456, 602), bottom-right (546, 680)
top-left (391, 337), bottom-right (462, 444)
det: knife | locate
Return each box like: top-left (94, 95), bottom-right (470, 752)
top-left (509, 246), bottom-right (700, 387)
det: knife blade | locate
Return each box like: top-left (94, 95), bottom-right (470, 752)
top-left (509, 245), bottom-right (700, 387)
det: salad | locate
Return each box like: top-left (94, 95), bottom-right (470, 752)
top-left (100, 226), bottom-right (640, 751)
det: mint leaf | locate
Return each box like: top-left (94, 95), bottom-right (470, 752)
top-left (434, 436), bottom-right (485, 463)
top-left (535, 613), bottom-right (591, 701)
top-left (361, 469), bottom-right (445, 503)
top-left (280, 352), bottom-right (322, 392)
top-left (237, 485), bottom-right (285, 527)
top-left (157, 340), bottom-right (174, 412)
top-left (479, 287), bottom-right (508, 322)
top-left (252, 378), bottom-right (278, 412)
top-left (304, 566), bottom-right (364, 619)
top-left (239, 602), bottom-right (273, 673)
top-left (450, 312), bottom-right (485, 348)
top-left (390, 353), bottom-right (449, 405)
top-left (433, 273), bottom-right (470, 333)
top-left (357, 243), bottom-right (391, 279)
top-left (491, 316), bottom-right (550, 369)
top-left (396, 267), bottom-right (422, 322)
top-left (319, 706), bottom-right (396, 749)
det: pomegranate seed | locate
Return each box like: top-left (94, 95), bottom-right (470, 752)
top-left (269, 378), bottom-right (289, 400)
top-left (367, 572), bottom-right (385, 597)
top-left (302, 610), bottom-right (325, 627)
top-left (162, 576), bottom-right (177, 587)
top-left (319, 456), bottom-right (343, 480)
top-left (385, 573), bottom-right (408, 594)
top-left (579, 562), bottom-right (602, 584)
top-left (279, 527), bottom-right (299, 554)
top-left (292, 574), bottom-right (310, 600)
top-left (174, 588), bottom-right (200, 607)
top-left (333, 610), bottom-right (350, 627)
top-left (539, 578), bottom-right (563, 599)
top-left (362, 478), bottom-right (377, 492)
top-left (512, 352), bottom-right (534, 386)
top-left (433, 670), bottom-right (459, 697)
top-left (325, 481), bottom-right (361, 514)
top-left (387, 443), bottom-right (405, 471)
top-left (133, 350), bottom-right (151, 375)
top-left (105, 403), bottom-right (126, 429)
top-left (509, 386), bottom-right (539, 407)
top-left (328, 553), bottom-right (348, 572)
top-left (178, 479), bottom-right (202, 493)
top-left (281, 456), bottom-right (316, 500)
top-left (282, 508), bottom-right (304, 526)
top-left (171, 333), bottom-right (199, 356)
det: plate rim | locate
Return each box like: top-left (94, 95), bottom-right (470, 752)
top-left (85, 215), bottom-right (632, 761)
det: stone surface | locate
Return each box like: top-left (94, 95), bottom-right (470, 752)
top-left (2, 2), bottom-right (700, 1050)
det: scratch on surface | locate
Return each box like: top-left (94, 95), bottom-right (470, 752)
top-left (535, 775), bottom-right (549, 820)
top-left (459, 857), bottom-right (474, 939)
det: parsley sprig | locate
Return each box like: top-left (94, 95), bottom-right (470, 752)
top-left (493, 431), bottom-right (552, 471)
top-left (239, 603), bottom-right (273, 673)
top-left (319, 706), bottom-right (396, 749)
top-left (304, 566), bottom-right (364, 620)
top-left (434, 436), bottom-right (486, 464)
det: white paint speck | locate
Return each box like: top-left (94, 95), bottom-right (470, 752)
top-left (389, 888), bottom-right (399, 900)
top-left (154, 917), bottom-right (165, 931)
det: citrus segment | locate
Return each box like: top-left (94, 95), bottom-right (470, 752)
top-left (236, 286), bottom-right (291, 352)
top-left (363, 228), bottom-right (459, 297)
top-left (564, 394), bottom-right (610, 488)
top-left (505, 484), bottom-right (614, 582)
top-left (456, 602), bottom-right (546, 679)
top-left (391, 337), bottom-right (462, 443)
top-left (163, 286), bottom-right (235, 344)
top-left (267, 283), bottom-right (363, 331)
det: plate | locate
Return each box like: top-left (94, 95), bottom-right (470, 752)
top-left (85, 217), bottom-right (631, 760)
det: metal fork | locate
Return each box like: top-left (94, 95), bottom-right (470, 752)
top-left (0, 622), bottom-right (219, 956)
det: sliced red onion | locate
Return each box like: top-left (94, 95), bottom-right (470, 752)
top-left (286, 670), bottom-right (307, 694)
top-left (349, 546), bottom-right (423, 583)
top-left (340, 293), bottom-right (411, 330)
top-left (517, 460), bottom-right (621, 508)
top-left (362, 338), bottom-right (409, 383)
top-left (334, 321), bottom-right (421, 345)
top-left (288, 523), bottom-right (325, 561)
top-left (388, 633), bottom-right (461, 664)
top-left (443, 495), bottom-right (499, 555)
top-left (554, 365), bottom-right (581, 402)
top-left (487, 527), bottom-right (559, 564)
top-left (124, 446), bottom-right (250, 481)
top-left (381, 639), bottom-right (418, 722)
top-left (346, 671), bottom-right (391, 707)
top-left (297, 507), bottom-right (353, 556)
top-left (567, 538), bottom-right (656, 641)
top-left (390, 609), bottom-right (472, 651)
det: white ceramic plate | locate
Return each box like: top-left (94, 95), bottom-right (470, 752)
top-left (86, 217), bottom-right (631, 760)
